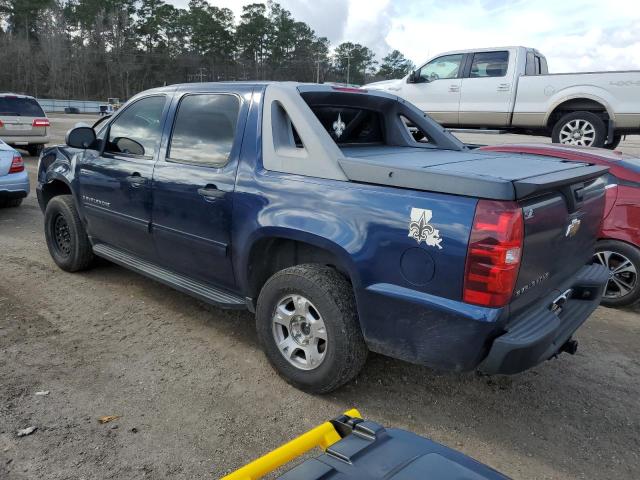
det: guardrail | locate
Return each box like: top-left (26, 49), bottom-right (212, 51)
top-left (36, 98), bottom-right (103, 114)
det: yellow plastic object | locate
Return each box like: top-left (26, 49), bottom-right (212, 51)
top-left (221, 409), bottom-right (362, 480)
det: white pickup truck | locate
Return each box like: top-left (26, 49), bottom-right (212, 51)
top-left (366, 46), bottom-right (640, 149)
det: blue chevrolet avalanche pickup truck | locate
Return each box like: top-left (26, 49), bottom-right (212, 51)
top-left (37, 82), bottom-right (609, 393)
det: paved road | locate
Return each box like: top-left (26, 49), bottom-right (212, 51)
top-left (1, 115), bottom-right (639, 479)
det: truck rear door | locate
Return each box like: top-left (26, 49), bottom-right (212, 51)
top-left (459, 49), bottom-right (517, 127)
top-left (151, 86), bottom-right (251, 290)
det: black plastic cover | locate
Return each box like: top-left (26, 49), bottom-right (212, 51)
top-left (277, 420), bottom-right (509, 479)
top-left (339, 146), bottom-right (608, 201)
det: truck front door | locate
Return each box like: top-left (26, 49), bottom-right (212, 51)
top-left (399, 54), bottom-right (464, 126)
top-left (151, 88), bottom-right (250, 290)
top-left (459, 50), bottom-right (515, 127)
top-left (78, 95), bottom-right (168, 260)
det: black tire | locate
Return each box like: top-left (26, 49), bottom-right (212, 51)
top-left (0, 197), bottom-right (22, 208)
top-left (551, 111), bottom-right (606, 148)
top-left (27, 144), bottom-right (44, 157)
top-left (593, 240), bottom-right (640, 308)
top-left (44, 195), bottom-right (94, 272)
top-left (256, 264), bottom-right (368, 393)
top-left (604, 135), bottom-right (622, 150)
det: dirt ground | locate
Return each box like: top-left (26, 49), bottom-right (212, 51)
top-left (1, 115), bottom-right (639, 479)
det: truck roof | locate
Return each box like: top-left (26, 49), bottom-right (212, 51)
top-left (132, 81), bottom-right (400, 101)
top-left (415, 46), bottom-right (543, 65)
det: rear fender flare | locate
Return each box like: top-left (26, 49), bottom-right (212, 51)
top-left (238, 226), bottom-right (363, 297)
top-left (544, 88), bottom-right (616, 126)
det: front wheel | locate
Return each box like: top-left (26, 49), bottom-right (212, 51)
top-left (593, 240), bottom-right (640, 308)
top-left (256, 264), bottom-right (368, 393)
top-left (552, 111), bottom-right (606, 148)
top-left (44, 195), bottom-right (94, 272)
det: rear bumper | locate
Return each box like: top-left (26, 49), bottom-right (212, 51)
top-left (479, 264), bottom-right (609, 375)
top-left (2, 135), bottom-right (50, 146)
top-left (0, 170), bottom-right (30, 197)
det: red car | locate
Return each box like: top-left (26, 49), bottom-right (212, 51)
top-left (480, 143), bottom-right (640, 308)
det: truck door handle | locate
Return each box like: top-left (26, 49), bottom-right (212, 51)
top-left (126, 172), bottom-right (147, 187)
top-left (497, 83), bottom-right (510, 91)
top-left (449, 85), bottom-right (460, 92)
top-left (198, 184), bottom-right (225, 200)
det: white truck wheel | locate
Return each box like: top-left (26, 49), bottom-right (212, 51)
top-left (552, 111), bottom-right (606, 148)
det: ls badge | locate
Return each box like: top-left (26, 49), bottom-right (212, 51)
top-left (408, 208), bottom-right (443, 249)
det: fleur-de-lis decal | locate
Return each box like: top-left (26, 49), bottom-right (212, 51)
top-left (332, 113), bottom-right (346, 138)
top-left (408, 208), bottom-right (443, 249)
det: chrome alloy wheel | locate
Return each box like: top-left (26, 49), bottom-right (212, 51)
top-left (593, 250), bottom-right (638, 299)
top-left (272, 294), bottom-right (327, 370)
top-left (559, 119), bottom-right (596, 146)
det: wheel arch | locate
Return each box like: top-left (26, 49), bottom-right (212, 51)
top-left (242, 229), bottom-right (360, 310)
top-left (545, 93), bottom-right (615, 129)
top-left (39, 178), bottom-right (72, 210)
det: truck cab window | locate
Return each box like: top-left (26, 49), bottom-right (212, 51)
top-left (168, 94), bottom-right (240, 167)
top-left (105, 96), bottom-right (165, 157)
top-left (310, 106), bottom-right (383, 145)
top-left (469, 51), bottom-right (509, 78)
top-left (417, 54), bottom-right (463, 82)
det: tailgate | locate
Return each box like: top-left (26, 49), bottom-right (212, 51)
top-left (0, 118), bottom-right (42, 137)
top-left (510, 171), bottom-right (607, 315)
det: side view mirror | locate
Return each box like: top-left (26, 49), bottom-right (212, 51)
top-left (407, 71), bottom-right (418, 83)
top-left (66, 126), bottom-right (96, 149)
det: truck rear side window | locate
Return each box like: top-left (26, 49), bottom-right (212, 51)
top-left (168, 94), bottom-right (240, 167)
top-left (526, 52), bottom-right (548, 75)
top-left (309, 106), bottom-right (383, 145)
top-left (469, 51), bottom-right (509, 78)
top-left (0, 97), bottom-right (45, 117)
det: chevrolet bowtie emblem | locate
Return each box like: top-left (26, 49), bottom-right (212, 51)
top-left (565, 218), bottom-right (581, 238)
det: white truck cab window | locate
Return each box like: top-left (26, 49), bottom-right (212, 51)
top-left (418, 54), bottom-right (464, 82)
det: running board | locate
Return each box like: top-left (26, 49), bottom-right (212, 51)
top-left (92, 243), bottom-right (246, 309)
top-left (447, 128), bottom-right (508, 134)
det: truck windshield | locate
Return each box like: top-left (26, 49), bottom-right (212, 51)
top-left (0, 97), bottom-right (45, 117)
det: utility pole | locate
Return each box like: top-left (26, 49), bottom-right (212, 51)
top-left (316, 58), bottom-right (320, 83)
top-left (346, 54), bottom-right (351, 85)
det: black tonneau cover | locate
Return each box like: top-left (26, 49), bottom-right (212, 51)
top-left (338, 147), bottom-right (608, 201)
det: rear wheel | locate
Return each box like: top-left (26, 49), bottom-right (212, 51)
top-left (0, 197), bottom-right (23, 208)
top-left (27, 144), bottom-right (44, 157)
top-left (256, 264), bottom-right (368, 393)
top-left (552, 111), bottom-right (606, 148)
top-left (593, 240), bottom-right (640, 308)
top-left (44, 195), bottom-right (94, 272)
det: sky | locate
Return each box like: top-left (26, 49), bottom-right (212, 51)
top-left (169, 0), bottom-right (640, 73)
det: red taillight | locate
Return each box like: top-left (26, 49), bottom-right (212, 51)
top-left (32, 118), bottom-right (50, 128)
top-left (463, 200), bottom-right (523, 308)
top-left (8, 154), bottom-right (24, 173)
top-left (0, 119), bottom-right (3, 127)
